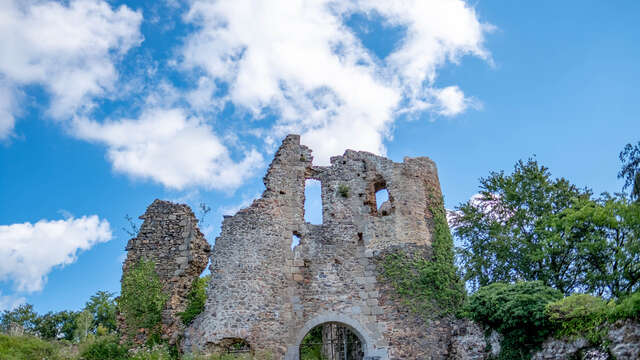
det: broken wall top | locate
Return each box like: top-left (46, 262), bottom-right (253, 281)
top-left (236, 134), bottom-right (443, 252)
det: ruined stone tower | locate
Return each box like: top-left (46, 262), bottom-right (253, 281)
top-left (182, 135), bottom-right (453, 359)
top-left (120, 200), bottom-right (211, 344)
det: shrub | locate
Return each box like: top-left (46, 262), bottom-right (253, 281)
top-left (609, 291), bottom-right (640, 321)
top-left (79, 334), bottom-right (129, 360)
top-left (0, 333), bottom-right (62, 360)
top-left (337, 184), bottom-right (349, 198)
top-left (463, 281), bottom-right (562, 360)
top-left (128, 344), bottom-right (174, 360)
top-left (545, 294), bottom-right (610, 343)
top-left (118, 259), bottom-right (168, 345)
top-left (180, 275), bottom-right (211, 325)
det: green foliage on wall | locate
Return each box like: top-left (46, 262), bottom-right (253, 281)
top-left (337, 184), bottom-right (349, 198)
top-left (609, 290), bottom-right (640, 322)
top-left (545, 294), bottom-right (611, 344)
top-left (462, 281), bottom-right (562, 360)
top-left (118, 259), bottom-right (168, 345)
top-left (380, 195), bottom-right (466, 318)
top-left (179, 275), bottom-right (211, 325)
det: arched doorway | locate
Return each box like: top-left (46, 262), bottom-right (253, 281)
top-left (299, 322), bottom-right (364, 360)
top-left (285, 312), bottom-right (388, 360)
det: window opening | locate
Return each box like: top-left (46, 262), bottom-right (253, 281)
top-left (226, 338), bottom-right (251, 355)
top-left (304, 179), bottom-right (323, 224)
top-left (375, 189), bottom-right (389, 210)
top-left (292, 232), bottom-right (301, 250)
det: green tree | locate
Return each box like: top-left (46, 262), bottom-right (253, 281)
top-left (0, 304), bottom-right (39, 335)
top-left (57, 310), bottom-right (78, 341)
top-left (74, 310), bottom-right (93, 342)
top-left (118, 259), bottom-right (168, 344)
top-left (453, 159), bottom-right (590, 294)
top-left (618, 141), bottom-right (640, 201)
top-left (35, 312), bottom-right (60, 340)
top-left (33, 310), bottom-right (78, 340)
top-left (559, 194), bottom-right (640, 298)
top-left (85, 290), bottom-right (117, 332)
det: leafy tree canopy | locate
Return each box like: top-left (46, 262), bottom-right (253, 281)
top-left (453, 158), bottom-right (640, 298)
top-left (453, 158), bottom-right (590, 294)
top-left (619, 141), bottom-right (640, 200)
top-left (85, 290), bottom-right (117, 333)
top-left (0, 304), bottom-right (39, 335)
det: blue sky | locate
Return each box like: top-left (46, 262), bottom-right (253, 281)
top-left (0, 0), bottom-right (638, 313)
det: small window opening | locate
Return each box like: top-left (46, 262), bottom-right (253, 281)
top-left (375, 188), bottom-right (389, 210)
top-left (304, 179), bottom-right (323, 224)
top-left (207, 338), bottom-right (252, 355)
top-left (371, 177), bottom-right (392, 216)
top-left (292, 232), bottom-right (301, 250)
top-left (357, 232), bottom-right (363, 245)
top-left (225, 338), bottom-right (251, 355)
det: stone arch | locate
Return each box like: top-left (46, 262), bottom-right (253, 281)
top-left (284, 312), bottom-right (388, 360)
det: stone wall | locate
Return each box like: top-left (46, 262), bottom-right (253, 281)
top-left (120, 199), bottom-right (211, 344)
top-left (183, 135), bottom-right (453, 359)
top-left (531, 319), bottom-right (640, 360)
top-left (446, 319), bottom-right (640, 360)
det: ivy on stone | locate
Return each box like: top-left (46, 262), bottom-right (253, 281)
top-left (380, 194), bottom-right (466, 318)
top-left (179, 275), bottom-right (211, 326)
top-left (118, 259), bottom-right (168, 345)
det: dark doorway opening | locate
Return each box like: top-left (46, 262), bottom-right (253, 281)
top-left (299, 322), bottom-right (364, 360)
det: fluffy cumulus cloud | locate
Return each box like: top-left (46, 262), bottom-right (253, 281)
top-left (0, 0), bottom-right (142, 125)
top-left (72, 108), bottom-right (263, 190)
top-left (181, 0), bottom-right (491, 163)
top-left (1, 0), bottom-right (492, 190)
top-left (0, 216), bottom-right (112, 293)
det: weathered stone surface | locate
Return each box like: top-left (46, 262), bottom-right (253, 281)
top-left (120, 199), bottom-right (211, 345)
top-left (448, 320), bottom-right (488, 360)
top-left (531, 338), bottom-right (589, 360)
top-left (608, 319), bottom-right (640, 360)
top-left (530, 320), bottom-right (640, 360)
top-left (182, 135), bottom-right (449, 359)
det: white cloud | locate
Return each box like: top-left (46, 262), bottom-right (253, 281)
top-left (0, 216), bottom-right (112, 293)
top-left (433, 85), bottom-right (479, 116)
top-left (0, 0), bottom-right (142, 119)
top-left (72, 108), bottom-right (263, 190)
top-left (0, 292), bottom-right (26, 312)
top-left (181, 0), bottom-right (491, 163)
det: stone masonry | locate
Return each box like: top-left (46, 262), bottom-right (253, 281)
top-left (183, 135), bottom-right (453, 359)
top-left (121, 200), bottom-right (211, 345)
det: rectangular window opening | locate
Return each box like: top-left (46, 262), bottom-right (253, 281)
top-left (304, 179), bottom-right (323, 224)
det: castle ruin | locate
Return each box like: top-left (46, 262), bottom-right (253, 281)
top-left (122, 134), bottom-right (467, 359)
